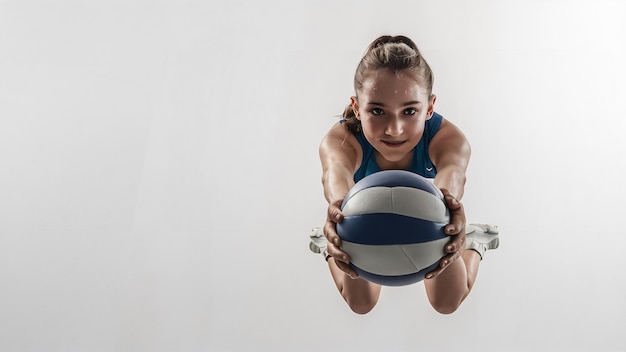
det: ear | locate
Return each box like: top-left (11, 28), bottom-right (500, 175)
top-left (426, 94), bottom-right (437, 120)
top-left (350, 96), bottom-right (361, 120)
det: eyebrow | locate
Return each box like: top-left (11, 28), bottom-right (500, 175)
top-left (369, 101), bottom-right (422, 107)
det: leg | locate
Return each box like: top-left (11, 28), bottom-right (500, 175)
top-left (310, 227), bottom-right (381, 314)
top-left (327, 257), bottom-right (382, 315)
top-left (424, 248), bottom-right (481, 314)
top-left (424, 224), bottom-right (499, 314)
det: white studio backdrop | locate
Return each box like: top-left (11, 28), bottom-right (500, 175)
top-left (0, 1), bottom-right (625, 351)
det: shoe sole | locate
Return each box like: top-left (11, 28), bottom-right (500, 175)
top-left (468, 231), bottom-right (500, 250)
top-left (309, 241), bottom-right (322, 254)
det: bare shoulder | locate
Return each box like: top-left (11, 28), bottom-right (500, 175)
top-left (429, 117), bottom-right (471, 165)
top-left (319, 122), bottom-right (362, 173)
top-left (431, 117), bottom-right (469, 149)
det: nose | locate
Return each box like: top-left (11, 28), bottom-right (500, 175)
top-left (385, 117), bottom-right (403, 137)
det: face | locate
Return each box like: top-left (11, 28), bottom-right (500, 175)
top-left (353, 69), bottom-right (436, 170)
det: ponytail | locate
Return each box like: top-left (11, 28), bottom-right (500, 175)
top-left (342, 104), bottom-right (361, 134)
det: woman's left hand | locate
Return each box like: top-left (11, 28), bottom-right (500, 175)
top-left (425, 188), bottom-right (466, 279)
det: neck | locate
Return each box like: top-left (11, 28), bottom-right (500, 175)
top-left (375, 150), bottom-right (413, 171)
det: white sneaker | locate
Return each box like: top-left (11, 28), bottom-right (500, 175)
top-left (309, 227), bottom-right (329, 260)
top-left (465, 224), bottom-right (499, 259)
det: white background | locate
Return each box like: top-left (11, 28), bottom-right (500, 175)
top-left (1, 1), bottom-right (625, 351)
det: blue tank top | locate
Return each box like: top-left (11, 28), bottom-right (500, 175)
top-left (352, 112), bottom-right (443, 182)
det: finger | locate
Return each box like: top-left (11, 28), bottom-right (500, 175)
top-left (450, 201), bottom-right (465, 229)
top-left (334, 259), bottom-right (359, 279)
top-left (444, 201), bottom-right (466, 237)
top-left (326, 242), bottom-right (358, 279)
top-left (425, 250), bottom-right (462, 279)
top-left (327, 203), bottom-right (344, 224)
top-left (443, 223), bottom-right (466, 253)
top-left (444, 232), bottom-right (466, 254)
top-left (326, 241), bottom-right (350, 264)
top-left (323, 221), bottom-right (342, 247)
top-left (440, 188), bottom-right (461, 210)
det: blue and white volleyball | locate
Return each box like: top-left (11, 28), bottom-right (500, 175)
top-left (337, 170), bottom-right (450, 286)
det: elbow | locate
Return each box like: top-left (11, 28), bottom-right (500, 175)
top-left (321, 168), bottom-right (330, 187)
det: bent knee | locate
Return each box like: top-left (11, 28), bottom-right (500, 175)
top-left (429, 298), bottom-right (462, 315)
top-left (346, 297), bottom-right (377, 315)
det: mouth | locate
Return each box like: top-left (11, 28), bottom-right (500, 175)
top-left (381, 140), bottom-right (407, 148)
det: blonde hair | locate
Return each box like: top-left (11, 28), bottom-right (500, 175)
top-left (343, 35), bottom-right (434, 133)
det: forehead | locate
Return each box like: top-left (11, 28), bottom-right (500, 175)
top-left (359, 70), bottom-right (429, 101)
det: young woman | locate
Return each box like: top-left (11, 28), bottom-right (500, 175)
top-left (309, 35), bottom-right (499, 315)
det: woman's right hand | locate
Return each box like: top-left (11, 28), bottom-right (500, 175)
top-left (324, 201), bottom-right (359, 279)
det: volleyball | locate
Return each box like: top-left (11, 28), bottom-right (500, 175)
top-left (337, 170), bottom-right (450, 286)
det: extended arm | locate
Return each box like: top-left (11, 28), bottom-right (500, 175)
top-left (426, 118), bottom-right (471, 278)
top-left (319, 122), bottom-right (362, 277)
top-left (319, 123), bottom-right (361, 208)
top-left (430, 118), bottom-right (471, 200)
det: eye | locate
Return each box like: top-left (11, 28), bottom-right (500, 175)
top-left (404, 108), bottom-right (417, 115)
top-left (370, 108), bottom-right (384, 116)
